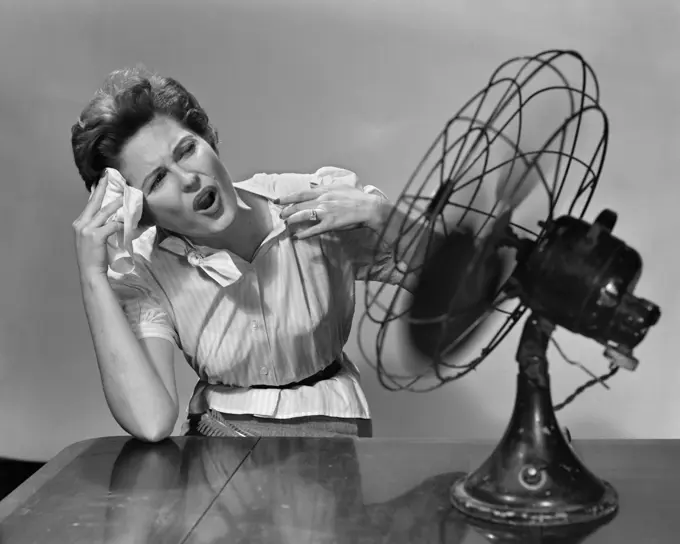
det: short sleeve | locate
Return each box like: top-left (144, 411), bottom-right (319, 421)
top-left (313, 167), bottom-right (404, 285)
top-left (311, 166), bottom-right (361, 190)
top-left (108, 263), bottom-right (179, 345)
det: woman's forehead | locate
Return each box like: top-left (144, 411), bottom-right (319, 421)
top-left (119, 116), bottom-right (189, 185)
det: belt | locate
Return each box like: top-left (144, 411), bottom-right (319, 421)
top-left (249, 359), bottom-right (343, 390)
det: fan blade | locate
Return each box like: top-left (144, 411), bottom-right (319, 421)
top-left (407, 149), bottom-right (540, 364)
top-left (408, 223), bottom-right (504, 361)
top-left (495, 152), bottom-right (543, 212)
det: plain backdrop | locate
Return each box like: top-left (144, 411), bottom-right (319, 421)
top-left (0, 0), bottom-right (678, 461)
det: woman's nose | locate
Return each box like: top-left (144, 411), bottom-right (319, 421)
top-left (177, 170), bottom-right (200, 192)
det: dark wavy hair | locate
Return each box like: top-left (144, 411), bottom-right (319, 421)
top-left (71, 65), bottom-right (220, 192)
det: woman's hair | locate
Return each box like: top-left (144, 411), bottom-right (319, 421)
top-left (71, 65), bottom-right (220, 192)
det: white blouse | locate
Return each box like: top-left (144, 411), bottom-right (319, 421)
top-left (107, 167), bottom-right (401, 422)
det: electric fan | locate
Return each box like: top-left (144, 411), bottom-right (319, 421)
top-left (359, 49), bottom-right (660, 528)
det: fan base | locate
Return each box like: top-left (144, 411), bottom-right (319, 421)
top-left (450, 476), bottom-right (617, 527)
top-left (449, 314), bottom-right (620, 529)
top-left (452, 508), bottom-right (616, 543)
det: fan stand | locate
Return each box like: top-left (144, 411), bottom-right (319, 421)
top-left (449, 312), bottom-right (618, 527)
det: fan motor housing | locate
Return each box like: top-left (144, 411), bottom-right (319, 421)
top-left (512, 209), bottom-right (660, 352)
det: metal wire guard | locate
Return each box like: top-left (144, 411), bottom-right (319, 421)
top-left (358, 49), bottom-right (609, 394)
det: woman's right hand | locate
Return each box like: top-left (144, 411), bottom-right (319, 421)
top-left (72, 179), bottom-right (124, 279)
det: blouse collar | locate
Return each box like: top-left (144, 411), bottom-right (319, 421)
top-left (154, 177), bottom-right (287, 287)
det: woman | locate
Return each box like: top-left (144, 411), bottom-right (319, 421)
top-left (71, 67), bottom-right (427, 441)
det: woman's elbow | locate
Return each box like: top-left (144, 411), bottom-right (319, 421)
top-left (132, 422), bottom-right (175, 443)
top-left (122, 409), bottom-right (177, 443)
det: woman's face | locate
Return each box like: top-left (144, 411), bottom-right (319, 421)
top-left (118, 115), bottom-right (238, 239)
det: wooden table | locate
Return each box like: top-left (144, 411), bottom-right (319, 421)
top-left (0, 437), bottom-right (677, 543)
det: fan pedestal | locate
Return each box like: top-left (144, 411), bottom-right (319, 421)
top-left (450, 313), bottom-right (618, 527)
top-left (459, 514), bottom-right (613, 543)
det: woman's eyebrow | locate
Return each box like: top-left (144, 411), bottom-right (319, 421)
top-left (172, 135), bottom-right (193, 160)
top-left (142, 135), bottom-right (194, 190)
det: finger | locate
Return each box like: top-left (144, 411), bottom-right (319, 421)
top-left (99, 220), bottom-right (125, 240)
top-left (81, 177), bottom-right (110, 219)
top-left (293, 222), bottom-right (332, 240)
top-left (89, 197), bottom-right (124, 227)
top-left (284, 208), bottom-right (322, 226)
top-left (274, 188), bottom-right (328, 205)
top-left (280, 201), bottom-right (318, 220)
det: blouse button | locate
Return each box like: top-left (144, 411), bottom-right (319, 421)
top-left (260, 367), bottom-right (269, 376)
top-left (251, 320), bottom-right (259, 330)
top-left (187, 251), bottom-right (203, 266)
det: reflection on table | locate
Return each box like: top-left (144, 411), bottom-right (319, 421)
top-left (0, 437), bottom-right (678, 543)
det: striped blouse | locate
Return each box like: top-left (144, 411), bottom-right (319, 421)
top-left (107, 167), bottom-right (400, 422)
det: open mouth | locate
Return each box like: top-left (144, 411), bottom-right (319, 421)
top-left (193, 186), bottom-right (218, 212)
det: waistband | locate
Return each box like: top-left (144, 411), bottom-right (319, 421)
top-left (187, 357), bottom-right (346, 415)
top-left (248, 359), bottom-right (342, 390)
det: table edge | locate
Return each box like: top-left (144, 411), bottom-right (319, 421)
top-left (0, 438), bottom-right (97, 522)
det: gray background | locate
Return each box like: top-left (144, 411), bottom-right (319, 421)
top-left (0, 0), bottom-right (677, 460)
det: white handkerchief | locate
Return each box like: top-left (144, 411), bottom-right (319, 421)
top-left (95, 168), bottom-right (145, 275)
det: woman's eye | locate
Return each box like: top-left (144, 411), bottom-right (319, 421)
top-left (150, 170), bottom-right (167, 191)
top-left (181, 141), bottom-right (196, 158)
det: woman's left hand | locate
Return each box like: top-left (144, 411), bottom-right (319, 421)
top-left (276, 185), bottom-right (387, 240)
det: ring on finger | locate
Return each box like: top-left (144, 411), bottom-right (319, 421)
top-left (309, 208), bottom-right (320, 222)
